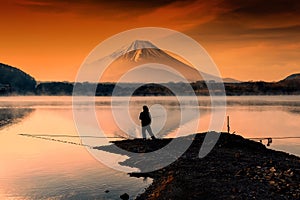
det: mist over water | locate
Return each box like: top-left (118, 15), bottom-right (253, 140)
top-left (0, 95), bottom-right (299, 199)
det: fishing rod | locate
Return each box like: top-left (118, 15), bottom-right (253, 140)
top-left (19, 133), bottom-right (128, 149)
top-left (227, 116), bottom-right (300, 146)
top-left (20, 133), bottom-right (127, 139)
top-left (247, 136), bottom-right (300, 140)
top-left (20, 133), bottom-right (95, 149)
top-left (246, 136), bottom-right (300, 146)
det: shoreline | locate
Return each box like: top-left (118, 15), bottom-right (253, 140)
top-left (1, 94), bottom-right (300, 97)
top-left (0, 108), bottom-right (33, 129)
top-left (98, 132), bottom-right (300, 199)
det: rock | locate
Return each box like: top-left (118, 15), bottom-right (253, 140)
top-left (120, 193), bottom-right (129, 200)
top-left (234, 152), bottom-right (240, 158)
top-left (280, 179), bottom-right (286, 183)
top-left (105, 190), bottom-right (109, 193)
top-left (270, 167), bottom-right (276, 173)
top-left (265, 175), bottom-right (271, 180)
top-left (231, 187), bottom-right (238, 193)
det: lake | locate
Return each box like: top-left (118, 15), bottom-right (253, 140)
top-left (0, 95), bottom-right (299, 199)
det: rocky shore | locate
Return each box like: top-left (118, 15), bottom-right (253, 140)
top-left (97, 132), bottom-right (300, 199)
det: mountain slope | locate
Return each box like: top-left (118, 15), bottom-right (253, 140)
top-left (223, 77), bottom-right (240, 83)
top-left (283, 73), bottom-right (300, 81)
top-left (0, 63), bottom-right (36, 94)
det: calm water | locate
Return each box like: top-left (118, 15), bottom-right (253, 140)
top-left (0, 96), bottom-right (300, 199)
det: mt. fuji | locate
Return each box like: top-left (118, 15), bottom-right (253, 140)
top-left (98, 40), bottom-right (220, 83)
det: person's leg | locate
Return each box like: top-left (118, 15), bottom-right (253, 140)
top-left (141, 126), bottom-right (146, 139)
top-left (146, 125), bottom-right (156, 139)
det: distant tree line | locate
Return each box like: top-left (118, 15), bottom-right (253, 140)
top-left (224, 79), bottom-right (300, 95)
top-left (1, 62), bottom-right (300, 96)
top-left (2, 79), bottom-right (300, 96)
top-left (33, 79), bottom-right (300, 96)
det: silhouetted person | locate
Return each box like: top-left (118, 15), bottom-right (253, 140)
top-left (139, 105), bottom-right (156, 140)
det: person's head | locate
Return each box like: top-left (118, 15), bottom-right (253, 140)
top-left (143, 105), bottom-right (149, 112)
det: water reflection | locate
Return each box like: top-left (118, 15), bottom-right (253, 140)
top-left (286, 107), bottom-right (300, 115)
top-left (0, 108), bottom-right (33, 129)
top-left (0, 96), bottom-right (299, 199)
top-left (96, 101), bottom-right (210, 139)
top-left (0, 100), bottom-right (151, 199)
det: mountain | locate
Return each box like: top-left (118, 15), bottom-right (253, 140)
top-left (283, 73), bottom-right (300, 81)
top-left (95, 40), bottom-right (222, 83)
top-left (0, 63), bottom-right (36, 94)
top-left (223, 77), bottom-right (240, 83)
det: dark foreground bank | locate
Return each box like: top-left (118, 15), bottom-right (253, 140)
top-left (97, 132), bottom-right (300, 200)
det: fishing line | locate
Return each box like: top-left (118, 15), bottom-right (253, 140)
top-left (247, 136), bottom-right (300, 140)
top-left (19, 133), bottom-right (127, 149)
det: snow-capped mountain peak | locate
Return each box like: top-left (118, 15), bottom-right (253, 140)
top-left (110, 40), bottom-right (159, 62)
top-left (125, 40), bottom-right (158, 52)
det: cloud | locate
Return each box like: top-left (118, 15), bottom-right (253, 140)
top-left (15, 0), bottom-right (68, 13)
top-left (184, 0), bottom-right (300, 42)
top-left (222, 0), bottom-right (300, 28)
top-left (14, 0), bottom-right (193, 14)
top-left (98, 0), bottom-right (192, 9)
top-left (227, 0), bottom-right (300, 16)
top-left (131, 0), bottom-right (233, 32)
top-left (15, 0), bottom-right (300, 30)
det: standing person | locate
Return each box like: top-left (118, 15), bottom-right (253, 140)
top-left (139, 105), bottom-right (156, 140)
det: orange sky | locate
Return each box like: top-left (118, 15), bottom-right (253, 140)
top-left (0, 0), bottom-right (299, 82)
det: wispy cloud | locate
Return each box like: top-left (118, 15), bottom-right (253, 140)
top-left (15, 0), bottom-right (192, 14)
